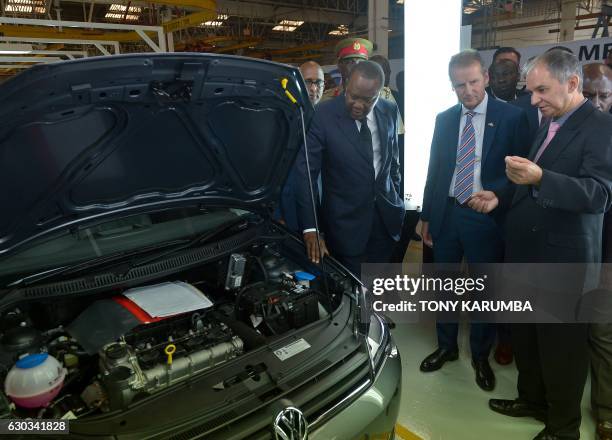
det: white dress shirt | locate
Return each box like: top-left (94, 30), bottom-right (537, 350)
top-left (449, 93), bottom-right (488, 197)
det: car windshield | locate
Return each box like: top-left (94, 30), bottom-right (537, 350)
top-left (0, 207), bottom-right (251, 285)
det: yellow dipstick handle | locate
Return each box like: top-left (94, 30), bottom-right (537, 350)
top-left (165, 344), bottom-right (176, 366)
top-left (281, 78), bottom-right (298, 104)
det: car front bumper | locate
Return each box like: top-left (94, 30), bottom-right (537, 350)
top-left (309, 336), bottom-right (402, 440)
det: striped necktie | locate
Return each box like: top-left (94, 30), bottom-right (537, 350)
top-left (453, 111), bottom-right (476, 204)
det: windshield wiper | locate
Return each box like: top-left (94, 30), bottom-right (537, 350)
top-left (7, 216), bottom-right (252, 289)
top-left (8, 239), bottom-right (190, 288)
top-left (129, 216), bottom-right (251, 268)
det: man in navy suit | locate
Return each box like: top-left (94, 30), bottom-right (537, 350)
top-left (277, 61), bottom-right (325, 233)
top-left (294, 61), bottom-right (404, 277)
top-left (419, 50), bottom-right (529, 391)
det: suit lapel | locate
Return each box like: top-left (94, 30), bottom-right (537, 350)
top-left (527, 122), bottom-right (550, 161)
top-left (529, 101), bottom-right (594, 165)
top-left (482, 100), bottom-right (499, 166)
top-left (443, 105), bottom-right (463, 179)
top-left (514, 101), bottom-right (595, 206)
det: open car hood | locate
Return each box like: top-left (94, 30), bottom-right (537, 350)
top-left (0, 53), bottom-right (313, 255)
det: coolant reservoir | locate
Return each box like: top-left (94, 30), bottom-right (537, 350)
top-left (4, 353), bottom-right (66, 408)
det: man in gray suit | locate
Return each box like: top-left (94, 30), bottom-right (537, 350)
top-left (469, 50), bottom-right (612, 440)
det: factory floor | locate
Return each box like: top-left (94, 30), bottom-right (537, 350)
top-left (391, 238), bottom-right (597, 440)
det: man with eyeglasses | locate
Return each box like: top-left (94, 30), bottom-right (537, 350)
top-left (275, 61), bottom-right (325, 232)
top-left (299, 61), bottom-right (325, 106)
top-left (320, 38), bottom-right (373, 102)
top-left (294, 61), bottom-right (404, 278)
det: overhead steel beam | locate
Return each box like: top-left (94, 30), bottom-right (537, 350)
top-left (213, 39), bottom-right (263, 53)
top-left (0, 56), bottom-right (62, 62)
top-left (0, 16), bottom-right (162, 32)
top-left (0, 24), bottom-right (154, 42)
top-left (163, 10), bottom-right (217, 33)
top-left (0, 17), bottom-right (166, 51)
top-left (94, 43), bottom-right (111, 55)
top-left (215, 0), bottom-right (357, 25)
top-left (138, 0), bottom-right (215, 9)
top-left (0, 36), bottom-right (120, 54)
top-left (29, 50), bottom-right (88, 57)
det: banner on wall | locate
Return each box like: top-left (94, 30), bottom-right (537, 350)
top-left (480, 37), bottom-right (612, 68)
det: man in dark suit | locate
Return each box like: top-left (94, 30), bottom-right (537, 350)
top-left (469, 49), bottom-right (612, 440)
top-left (583, 62), bottom-right (612, 440)
top-left (294, 61), bottom-right (404, 277)
top-left (419, 49), bottom-right (530, 392)
top-left (276, 61), bottom-right (325, 233)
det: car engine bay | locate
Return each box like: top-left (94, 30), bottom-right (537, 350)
top-left (0, 241), bottom-right (351, 420)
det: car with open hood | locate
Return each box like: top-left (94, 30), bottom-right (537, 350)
top-left (0, 53), bottom-right (401, 439)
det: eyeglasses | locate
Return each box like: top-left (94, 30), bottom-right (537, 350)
top-left (305, 79), bottom-right (325, 88)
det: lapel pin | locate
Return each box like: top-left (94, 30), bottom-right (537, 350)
top-left (487, 122), bottom-right (495, 127)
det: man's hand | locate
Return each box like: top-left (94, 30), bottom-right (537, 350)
top-left (467, 190), bottom-right (499, 214)
top-left (505, 156), bottom-right (543, 186)
top-left (420, 221), bottom-right (433, 248)
top-left (303, 231), bottom-right (329, 263)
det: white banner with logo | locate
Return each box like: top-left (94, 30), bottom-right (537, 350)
top-left (480, 37), bottom-right (612, 68)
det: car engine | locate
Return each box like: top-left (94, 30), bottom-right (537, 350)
top-left (95, 314), bottom-right (244, 411)
top-left (0, 246), bottom-right (335, 420)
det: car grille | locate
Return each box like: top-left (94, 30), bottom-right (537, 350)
top-left (166, 345), bottom-right (371, 440)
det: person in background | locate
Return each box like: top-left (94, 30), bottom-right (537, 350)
top-left (419, 49), bottom-right (530, 392)
top-left (492, 46), bottom-right (522, 67)
top-left (582, 62), bottom-right (612, 113)
top-left (369, 56), bottom-right (416, 264)
top-left (583, 61), bottom-right (612, 440)
top-left (294, 61), bottom-right (404, 277)
top-left (471, 49), bottom-right (612, 440)
top-left (487, 59), bottom-right (524, 102)
top-left (486, 57), bottom-right (529, 366)
top-left (276, 61), bottom-right (325, 232)
top-left (320, 38), bottom-right (373, 102)
top-left (300, 61), bottom-right (325, 106)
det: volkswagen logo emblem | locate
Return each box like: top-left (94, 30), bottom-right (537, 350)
top-left (273, 406), bottom-right (308, 440)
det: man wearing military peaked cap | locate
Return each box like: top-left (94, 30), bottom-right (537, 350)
top-left (321, 37), bottom-right (373, 101)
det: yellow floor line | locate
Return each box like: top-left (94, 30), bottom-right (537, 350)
top-left (395, 423), bottom-right (424, 440)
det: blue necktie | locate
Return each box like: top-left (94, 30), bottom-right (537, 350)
top-left (453, 111), bottom-right (476, 204)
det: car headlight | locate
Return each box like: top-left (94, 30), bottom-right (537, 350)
top-left (367, 313), bottom-right (390, 374)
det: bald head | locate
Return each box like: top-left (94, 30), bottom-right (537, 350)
top-left (299, 61), bottom-right (324, 105)
top-left (583, 63), bottom-right (612, 113)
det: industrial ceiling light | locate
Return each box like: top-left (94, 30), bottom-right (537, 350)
top-left (463, 0), bottom-right (494, 14)
top-left (0, 43), bottom-right (33, 54)
top-left (328, 25), bottom-right (349, 36)
top-left (201, 14), bottom-right (229, 27)
top-left (4, 0), bottom-right (46, 14)
top-left (105, 4), bottom-right (142, 21)
top-left (273, 20), bottom-right (304, 32)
